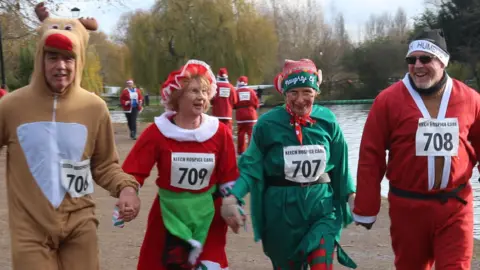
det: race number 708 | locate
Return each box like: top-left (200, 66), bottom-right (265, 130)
top-left (423, 132), bottom-right (453, 151)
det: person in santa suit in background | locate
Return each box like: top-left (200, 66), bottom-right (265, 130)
top-left (234, 76), bottom-right (259, 155)
top-left (210, 67), bottom-right (237, 132)
top-left (353, 28), bottom-right (480, 270)
top-left (122, 60), bottom-right (240, 270)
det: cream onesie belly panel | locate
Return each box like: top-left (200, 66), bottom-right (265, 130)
top-left (17, 121), bottom-right (88, 208)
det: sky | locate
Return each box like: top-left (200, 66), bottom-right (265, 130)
top-left (51, 0), bottom-right (432, 42)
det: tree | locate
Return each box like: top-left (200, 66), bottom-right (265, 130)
top-left (121, 0), bottom-right (278, 93)
top-left (81, 46), bottom-right (103, 94)
top-left (343, 37), bottom-right (408, 98)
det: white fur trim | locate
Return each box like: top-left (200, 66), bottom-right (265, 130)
top-left (236, 82), bottom-right (248, 87)
top-left (219, 181), bottom-right (235, 197)
top-left (352, 213), bottom-right (376, 224)
top-left (161, 59), bottom-right (217, 110)
top-left (187, 239), bottom-right (203, 265)
top-left (154, 111), bottom-right (219, 142)
top-left (407, 40), bottom-right (450, 66)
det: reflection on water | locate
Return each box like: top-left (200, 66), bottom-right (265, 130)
top-left (110, 104), bottom-right (480, 239)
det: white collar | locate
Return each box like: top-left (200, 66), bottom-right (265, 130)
top-left (154, 111), bottom-right (219, 142)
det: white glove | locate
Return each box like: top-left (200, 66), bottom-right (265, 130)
top-left (221, 195), bottom-right (245, 233)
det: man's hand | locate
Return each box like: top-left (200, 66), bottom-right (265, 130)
top-left (349, 192), bottom-right (374, 230)
top-left (115, 186), bottom-right (140, 222)
top-left (125, 101), bottom-right (130, 105)
top-left (355, 222), bottom-right (374, 230)
top-left (221, 195), bottom-right (246, 234)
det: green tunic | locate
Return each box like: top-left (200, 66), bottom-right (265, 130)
top-left (231, 105), bottom-right (357, 269)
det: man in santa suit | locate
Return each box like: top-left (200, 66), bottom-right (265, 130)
top-left (211, 68), bottom-right (237, 132)
top-left (353, 28), bottom-right (480, 269)
top-left (122, 59), bottom-right (239, 270)
top-left (234, 76), bottom-right (259, 155)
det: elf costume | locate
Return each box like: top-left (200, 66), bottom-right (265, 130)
top-left (122, 60), bottom-right (239, 270)
top-left (222, 59), bottom-right (357, 269)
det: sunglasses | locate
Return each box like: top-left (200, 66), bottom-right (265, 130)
top-left (405, 55), bottom-right (436, 65)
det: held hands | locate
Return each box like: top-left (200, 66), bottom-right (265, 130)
top-left (221, 195), bottom-right (246, 234)
top-left (125, 101), bottom-right (130, 106)
top-left (349, 192), bottom-right (375, 230)
top-left (115, 186), bottom-right (140, 222)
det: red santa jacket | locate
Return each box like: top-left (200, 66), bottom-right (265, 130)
top-left (234, 86), bottom-right (259, 123)
top-left (211, 81), bottom-right (237, 120)
top-left (353, 74), bottom-right (480, 222)
top-left (120, 87), bottom-right (143, 112)
top-left (121, 112), bottom-right (239, 193)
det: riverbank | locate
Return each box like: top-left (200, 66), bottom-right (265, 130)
top-left (0, 122), bottom-right (477, 269)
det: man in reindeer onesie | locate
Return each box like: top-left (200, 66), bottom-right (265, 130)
top-left (0, 3), bottom-right (140, 269)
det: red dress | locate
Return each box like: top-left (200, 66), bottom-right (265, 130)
top-left (122, 112), bottom-right (239, 270)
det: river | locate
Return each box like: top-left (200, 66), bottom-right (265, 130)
top-left (110, 104), bottom-right (480, 239)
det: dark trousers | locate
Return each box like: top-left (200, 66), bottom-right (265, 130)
top-left (125, 107), bottom-right (139, 137)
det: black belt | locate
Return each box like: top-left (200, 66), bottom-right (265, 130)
top-left (389, 183), bottom-right (467, 205)
top-left (266, 173), bottom-right (331, 187)
top-left (236, 105), bottom-right (251, 109)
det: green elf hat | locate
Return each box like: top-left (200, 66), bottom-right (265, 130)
top-left (274, 59), bottom-right (323, 95)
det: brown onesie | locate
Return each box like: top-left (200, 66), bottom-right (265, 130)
top-left (0, 3), bottom-right (139, 270)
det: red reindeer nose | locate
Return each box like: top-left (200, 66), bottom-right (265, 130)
top-left (45, 33), bottom-right (73, 51)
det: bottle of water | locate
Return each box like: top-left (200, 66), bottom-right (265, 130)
top-left (112, 206), bottom-right (125, 228)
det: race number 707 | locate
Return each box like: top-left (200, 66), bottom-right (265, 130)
top-left (292, 160), bottom-right (322, 178)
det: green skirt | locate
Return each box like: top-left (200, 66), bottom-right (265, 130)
top-left (262, 183), bottom-right (342, 269)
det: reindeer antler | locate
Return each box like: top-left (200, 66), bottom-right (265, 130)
top-left (35, 2), bottom-right (49, 22)
top-left (78, 17), bottom-right (98, 31)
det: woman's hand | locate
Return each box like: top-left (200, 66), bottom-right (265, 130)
top-left (220, 195), bottom-right (246, 234)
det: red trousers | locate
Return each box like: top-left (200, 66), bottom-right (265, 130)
top-left (237, 123), bottom-right (254, 154)
top-left (137, 196), bottom-right (228, 270)
top-left (219, 119), bottom-right (232, 133)
top-left (388, 185), bottom-right (473, 270)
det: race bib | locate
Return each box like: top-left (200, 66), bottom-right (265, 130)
top-left (219, 87), bottom-right (230, 98)
top-left (283, 145), bottom-right (327, 183)
top-left (170, 152), bottom-right (215, 190)
top-left (239, 92), bottom-right (251, 101)
top-left (60, 159), bottom-right (94, 198)
top-left (415, 118), bottom-right (459, 156)
top-left (129, 91), bottom-right (138, 101)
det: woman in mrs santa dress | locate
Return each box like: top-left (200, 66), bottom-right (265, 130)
top-left (122, 60), bottom-right (240, 270)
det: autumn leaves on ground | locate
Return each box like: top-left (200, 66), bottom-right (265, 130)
top-left (0, 123), bottom-right (478, 269)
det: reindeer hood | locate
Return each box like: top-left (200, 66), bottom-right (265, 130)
top-left (31, 2), bottom-right (98, 96)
